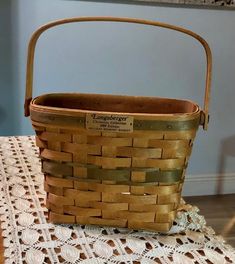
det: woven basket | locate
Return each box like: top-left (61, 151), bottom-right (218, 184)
top-left (24, 17), bottom-right (212, 232)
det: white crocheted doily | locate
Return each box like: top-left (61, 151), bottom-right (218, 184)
top-left (0, 136), bottom-right (234, 264)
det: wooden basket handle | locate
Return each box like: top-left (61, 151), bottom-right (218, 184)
top-left (25, 17), bottom-right (212, 129)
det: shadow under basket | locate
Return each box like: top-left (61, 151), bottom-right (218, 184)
top-left (24, 17), bottom-right (212, 232)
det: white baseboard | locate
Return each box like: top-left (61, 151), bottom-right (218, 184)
top-left (182, 173), bottom-right (235, 196)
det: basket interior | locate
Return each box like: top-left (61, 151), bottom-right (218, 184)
top-left (34, 93), bottom-right (199, 115)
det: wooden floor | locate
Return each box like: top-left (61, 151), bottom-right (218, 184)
top-left (185, 194), bottom-right (235, 248)
top-left (0, 194), bottom-right (234, 262)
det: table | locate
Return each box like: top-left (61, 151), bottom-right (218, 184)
top-left (0, 136), bottom-right (234, 264)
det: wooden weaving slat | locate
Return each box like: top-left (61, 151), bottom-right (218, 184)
top-left (129, 203), bottom-right (174, 213)
top-left (45, 175), bottom-right (74, 188)
top-left (155, 210), bottom-right (177, 223)
top-left (162, 147), bottom-right (192, 159)
top-left (32, 124), bottom-right (45, 132)
top-left (87, 168), bottom-right (131, 181)
top-left (35, 136), bottom-right (47, 148)
top-left (42, 161), bottom-right (73, 177)
top-left (132, 157), bottom-right (185, 169)
top-left (145, 170), bottom-right (182, 183)
top-left (102, 210), bottom-right (155, 222)
top-left (46, 201), bottom-right (64, 214)
top-left (63, 206), bottom-right (101, 217)
top-left (79, 217), bottom-right (127, 228)
top-left (163, 130), bottom-right (197, 140)
top-left (102, 193), bottom-right (157, 204)
top-left (157, 192), bottom-right (181, 204)
top-left (133, 118), bottom-right (199, 131)
top-left (41, 149), bottom-right (72, 162)
top-left (64, 189), bottom-right (101, 201)
top-left (31, 110), bottom-right (200, 131)
top-left (75, 199), bottom-right (93, 208)
top-left (148, 139), bottom-right (190, 149)
top-left (73, 153), bottom-right (87, 166)
top-left (102, 146), bottom-right (117, 157)
top-left (73, 167), bottom-right (87, 178)
top-left (133, 138), bottom-right (149, 148)
top-left (72, 134), bottom-right (87, 144)
top-left (49, 212), bottom-right (75, 224)
top-left (74, 181), bottom-right (89, 191)
top-left (45, 128), bottom-right (63, 151)
top-left (128, 221), bottom-right (171, 232)
top-left (93, 202), bottom-right (128, 211)
top-left (48, 193), bottom-right (74, 206)
top-left (62, 142), bottom-right (101, 156)
top-left (44, 182), bottom-right (63, 196)
top-left (129, 184), bottom-right (179, 196)
top-left (118, 131), bottom-right (164, 139)
top-left (130, 186), bottom-right (145, 195)
top-left (102, 132), bottom-right (117, 137)
top-left (87, 136), bottom-right (132, 146)
top-left (40, 131), bottom-right (72, 142)
top-left (87, 183), bottom-right (130, 193)
top-left (116, 147), bottom-right (162, 158)
top-left (87, 156), bottom-right (132, 169)
top-left (131, 171), bottom-right (146, 182)
top-left (144, 184), bottom-right (179, 195)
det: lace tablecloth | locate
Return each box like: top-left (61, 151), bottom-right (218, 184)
top-left (0, 136), bottom-right (234, 264)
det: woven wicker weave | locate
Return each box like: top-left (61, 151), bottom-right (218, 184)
top-left (24, 17), bottom-right (212, 232)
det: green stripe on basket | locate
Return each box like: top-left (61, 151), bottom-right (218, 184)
top-left (133, 118), bottom-right (199, 131)
top-left (87, 168), bottom-right (130, 181)
top-left (42, 160), bottom-right (183, 183)
top-left (31, 110), bottom-right (199, 131)
top-left (86, 168), bottom-right (182, 183)
top-left (145, 170), bottom-right (182, 183)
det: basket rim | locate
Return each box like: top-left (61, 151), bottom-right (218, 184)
top-left (31, 92), bottom-right (201, 120)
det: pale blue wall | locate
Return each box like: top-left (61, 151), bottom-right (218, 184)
top-left (0, 1), bottom-right (17, 134)
top-left (1, 0), bottom-right (235, 177)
